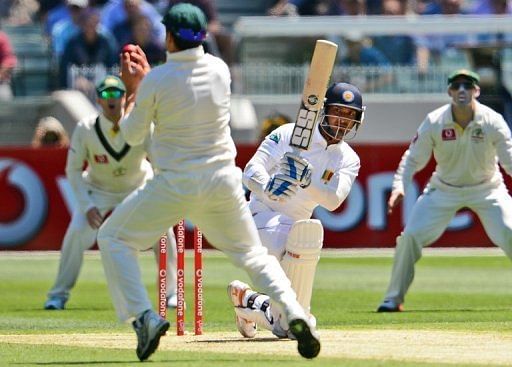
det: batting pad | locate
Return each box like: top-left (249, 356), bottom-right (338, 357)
top-left (280, 219), bottom-right (323, 314)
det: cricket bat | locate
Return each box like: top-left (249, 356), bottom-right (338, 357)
top-left (289, 40), bottom-right (338, 151)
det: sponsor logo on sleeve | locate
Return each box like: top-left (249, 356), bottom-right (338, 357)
top-left (269, 133), bottom-right (280, 144)
top-left (321, 169), bottom-right (334, 184)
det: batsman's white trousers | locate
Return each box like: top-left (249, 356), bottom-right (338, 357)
top-left (97, 165), bottom-right (304, 323)
top-left (385, 183), bottom-right (512, 304)
top-left (252, 208), bottom-right (295, 259)
top-left (47, 187), bottom-right (177, 302)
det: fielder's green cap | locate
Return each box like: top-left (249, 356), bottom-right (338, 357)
top-left (447, 69), bottom-right (480, 85)
top-left (161, 3), bottom-right (207, 42)
top-left (96, 75), bottom-right (126, 93)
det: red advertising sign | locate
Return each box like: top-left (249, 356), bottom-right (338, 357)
top-left (0, 145), bottom-right (499, 251)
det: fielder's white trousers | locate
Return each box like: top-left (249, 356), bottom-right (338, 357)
top-left (47, 187), bottom-right (177, 302)
top-left (97, 165), bottom-right (305, 323)
top-left (385, 183), bottom-right (512, 304)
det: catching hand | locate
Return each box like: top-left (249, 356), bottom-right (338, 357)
top-left (120, 44), bottom-right (150, 95)
top-left (264, 174), bottom-right (299, 201)
top-left (279, 152), bottom-right (313, 188)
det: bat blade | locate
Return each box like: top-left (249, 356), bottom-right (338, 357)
top-left (289, 40), bottom-right (338, 151)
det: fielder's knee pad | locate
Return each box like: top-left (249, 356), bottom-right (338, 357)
top-left (280, 219), bottom-right (323, 314)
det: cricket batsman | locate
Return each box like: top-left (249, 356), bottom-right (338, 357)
top-left (227, 82), bottom-right (365, 338)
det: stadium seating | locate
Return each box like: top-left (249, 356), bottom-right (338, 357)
top-left (4, 23), bottom-right (54, 97)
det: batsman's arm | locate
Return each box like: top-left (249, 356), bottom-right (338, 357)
top-left (306, 156), bottom-right (360, 211)
top-left (244, 127), bottom-right (289, 197)
top-left (65, 121), bottom-right (95, 214)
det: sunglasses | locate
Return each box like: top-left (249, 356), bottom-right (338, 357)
top-left (98, 89), bottom-right (124, 99)
top-left (449, 81), bottom-right (475, 90)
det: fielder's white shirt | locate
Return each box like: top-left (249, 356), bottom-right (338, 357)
top-left (121, 46), bottom-right (236, 173)
top-left (66, 114), bottom-right (152, 213)
top-left (393, 101), bottom-right (512, 193)
top-left (244, 123), bottom-right (360, 221)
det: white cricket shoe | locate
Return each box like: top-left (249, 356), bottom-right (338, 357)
top-left (132, 309), bottom-right (170, 361)
top-left (227, 280), bottom-right (257, 338)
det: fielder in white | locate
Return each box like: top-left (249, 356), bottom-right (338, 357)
top-left (378, 69), bottom-right (512, 312)
top-left (96, 3), bottom-right (321, 361)
top-left (44, 75), bottom-right (178, 311)
top-left (227, 82), bottom-right (364, 338)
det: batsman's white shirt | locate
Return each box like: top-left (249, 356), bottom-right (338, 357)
top-left (98, 46), bottom-right (306, 323)
top-left (244, 123), bottom-right (360, 257)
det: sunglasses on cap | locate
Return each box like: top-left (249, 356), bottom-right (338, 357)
top-left (449, 81), bottom-right (476, 90)
top-left (98, 89), bottom-right (124, 99)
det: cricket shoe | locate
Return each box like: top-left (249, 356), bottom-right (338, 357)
top-left (44, 297), bottom-right (66, 310)
top-left (132, 309), bottom-right (170, 361)
top-left (377, 299), bottom-right (404, 312)
top-left (227, 280), bottom-right (257, 338)
top-left (288, 318), bottom-right (321, 359)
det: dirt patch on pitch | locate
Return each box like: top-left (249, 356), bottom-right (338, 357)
top-left (2, 329), bottom-right (512, 365)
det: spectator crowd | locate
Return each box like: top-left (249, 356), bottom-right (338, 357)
top-left (0, 0), bottom-right (511, 106)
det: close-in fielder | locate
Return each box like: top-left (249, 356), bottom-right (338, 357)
top-left (44, 75), bottom-right (178, 311)
top-left (96, 3), bottom-right (321, 362)
top-left (227, 82), bottom-right (364, 338)
top-left (378, 69), bottom-right (512, 312)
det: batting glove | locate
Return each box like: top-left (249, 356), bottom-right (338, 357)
top-left (279, 152), bottom-right (313, 188)
top-left (264, 173), bottom-right (299, 201)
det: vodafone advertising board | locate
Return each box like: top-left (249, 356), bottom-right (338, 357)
top-left (0, 145), bottom-right (498, 250)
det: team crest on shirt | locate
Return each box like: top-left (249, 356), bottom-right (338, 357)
top-left (268, 132), bottom-right (280, 144)
top-left (94, 154), bottom-right (109, 164)
top-left (321, 169), bottom-right (334, 184)
top-left (441, 128), bottom-right (456, 141)
top-left (471, 127), bottom-right (485, 142)
top-left (113, 167), bottom-right (127, 176)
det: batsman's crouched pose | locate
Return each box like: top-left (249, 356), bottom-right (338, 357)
top-left (227, 82), bottom-right (364, 338)
top-left (378, 69), bottom-right (512, 312)
top-left (44, 75), bottom-right (178, 311)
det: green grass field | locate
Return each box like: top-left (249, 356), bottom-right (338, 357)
top-left (2, 249), bottom-right (512, 366)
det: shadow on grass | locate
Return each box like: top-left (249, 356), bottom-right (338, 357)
top-left (351, 307), bottom-right (512, 314)
top-left (198, 337), bottom-right (281, 343)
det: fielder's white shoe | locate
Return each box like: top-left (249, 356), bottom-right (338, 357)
top-left (227, 280), bottom-right (257, 338)
top-left (132, 309), bottom-right (170, 361)
top-left (44, 297), bottom-right (66, 310)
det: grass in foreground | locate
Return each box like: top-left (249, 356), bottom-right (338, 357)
top-left (1, 249), bottom-right (512, 366)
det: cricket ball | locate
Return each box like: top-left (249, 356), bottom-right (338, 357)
top-left (122, 44), bottom-right (137, 54)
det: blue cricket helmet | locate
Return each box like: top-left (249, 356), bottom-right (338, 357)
top-left (324, 82), bottom-right (365, 121)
